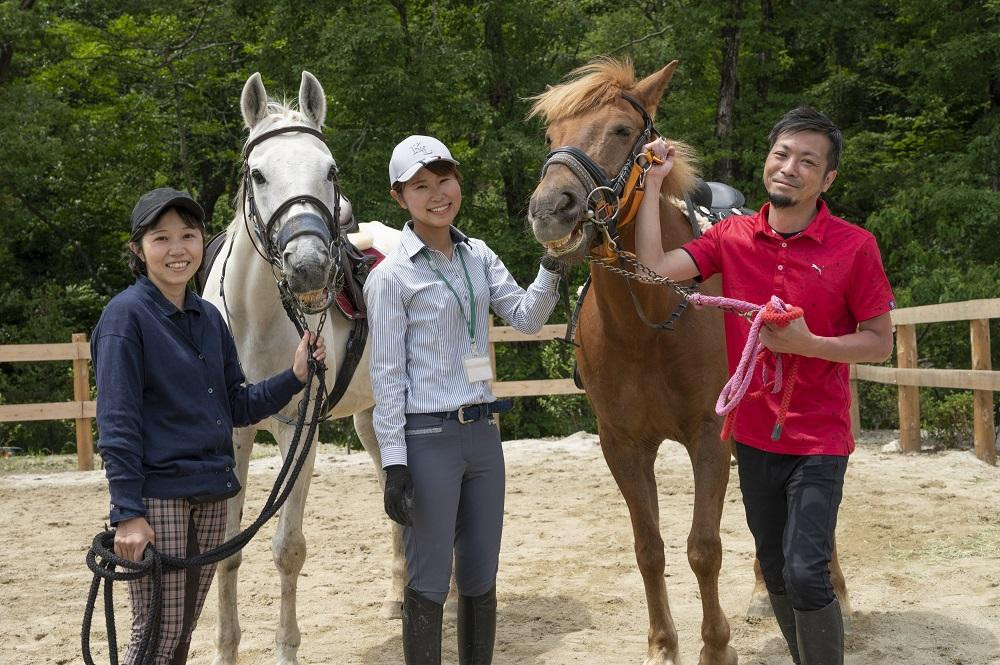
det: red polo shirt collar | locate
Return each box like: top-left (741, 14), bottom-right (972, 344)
top-left (753, 199), bottom-right (832, 244)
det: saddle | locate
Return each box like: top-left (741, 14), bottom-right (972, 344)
top-left (678, 178), bottom-right (755, 237)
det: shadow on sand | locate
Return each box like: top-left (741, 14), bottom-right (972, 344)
top-left (358, 592), bottom-right (593, 665)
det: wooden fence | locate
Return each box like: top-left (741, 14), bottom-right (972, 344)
top-left (1, 299), bottom-right (996, 469)
top-left (849, 298), bottom-right (999, 465)
top-left (0, 333), bottom-right (95, 470)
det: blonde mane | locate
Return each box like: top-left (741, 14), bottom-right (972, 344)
top-left (528, 57), bottom-right (697, 199)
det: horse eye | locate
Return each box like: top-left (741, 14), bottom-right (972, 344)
top-left (615, 126), bottom-right (632, 138)
top-left (251, 169), bottom-right (266, 185)
top-left (327, 164), bottom-right (338, 181)
top-left (544, 134), bottom-right (552, 148)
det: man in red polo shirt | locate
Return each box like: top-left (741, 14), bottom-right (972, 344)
top-left (635, 107), bottom-right (894, 664)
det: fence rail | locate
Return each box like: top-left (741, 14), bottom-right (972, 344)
top-left (2, 299), bottom-right (996, 469)
top-left (848, 298), bottom-right (998, 465)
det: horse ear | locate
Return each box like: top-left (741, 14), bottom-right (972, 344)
top-left (241, 72), bottom-right (269, 130)
top-left (299, 71), bottom-right (327, 128)
top-left (633, 60), bottom-right (679, 118)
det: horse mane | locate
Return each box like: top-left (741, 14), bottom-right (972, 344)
top-left (527, 57), bottom-right (698, 200)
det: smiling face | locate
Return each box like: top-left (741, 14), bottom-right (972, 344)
top-left (132, 208), bottom-right (204, 300)
top-left (391, 161), bottom-right (463, 235)
top-left (763, 130), bottom-right (838, 209)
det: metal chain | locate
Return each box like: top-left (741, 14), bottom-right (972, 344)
top-left (590, 249), bottom-right (758, 321)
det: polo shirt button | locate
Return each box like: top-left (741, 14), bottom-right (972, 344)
top-left (225, 466), bottom-right (231, 472)
top-left (777, 265), bottom-right (784, 271)
top-left (226, 482), bottom-right (232, 488)
top-left (198, 354), bottom-right (205, 360)
top-left (216, 419), bottom-right (222, 425)
top-left (208, 387), bottom-right (214, 394)
top-left (781, 242), bottom-right (788, 248)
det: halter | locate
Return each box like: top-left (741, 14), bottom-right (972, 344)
top-left (240, 124), bottom-right (345, 317)
top-left (539, 94), bottom-right (659, 258)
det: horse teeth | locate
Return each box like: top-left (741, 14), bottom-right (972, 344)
top-left (544, 233), bottom-right (573, 250)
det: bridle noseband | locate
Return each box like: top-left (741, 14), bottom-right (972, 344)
top-left (240, 124), bottom-right (345, 316)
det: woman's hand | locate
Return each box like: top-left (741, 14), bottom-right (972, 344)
top-left (642, 137), bottom-right (676, 185)
top-left (293, 331), bottom-right (327, 383)
top-left (114, 516), bottom-right (155, 562)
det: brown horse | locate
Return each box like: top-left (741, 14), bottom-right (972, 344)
top-left (526, 58), bottom-right (851, 664)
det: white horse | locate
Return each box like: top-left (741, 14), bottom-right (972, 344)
top-left (202, 71), bottom-right (405, 665)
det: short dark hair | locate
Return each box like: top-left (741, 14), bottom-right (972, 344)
top-left (768, 107), bottom-right (842, 173)
top-left (125, 205), bottom-right (205, 276)
top-left (391, 160), bottom-right (463, 197)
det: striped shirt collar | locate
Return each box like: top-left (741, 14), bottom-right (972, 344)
top-left (400, 221), bottom-right (471, 260)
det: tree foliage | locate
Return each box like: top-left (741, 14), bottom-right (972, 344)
top-left (1, 0), bottom-right (997, 450)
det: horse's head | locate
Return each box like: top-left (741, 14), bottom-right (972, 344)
top-left (527, 59), bottom-right (695, 265)
top-left (239, 71), bottom-right (351, 312)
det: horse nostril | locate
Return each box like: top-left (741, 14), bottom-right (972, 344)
top-left (556, 191), bottom-right (577, 215)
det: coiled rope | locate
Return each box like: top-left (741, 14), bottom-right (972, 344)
top-left (688, 293), bottom-right (804, 441)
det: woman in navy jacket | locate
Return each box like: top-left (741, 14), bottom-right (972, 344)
top-left (91, 187), bottom-right (325, 665)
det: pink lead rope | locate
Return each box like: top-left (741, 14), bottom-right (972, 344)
top-left (687, 294), bottom-right (804, 441)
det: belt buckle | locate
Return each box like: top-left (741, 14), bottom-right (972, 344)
top-left (457, 404), bottom-right (474, 424)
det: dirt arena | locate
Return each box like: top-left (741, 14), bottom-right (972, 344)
top-left (2, 430), bottom-right (998, 665)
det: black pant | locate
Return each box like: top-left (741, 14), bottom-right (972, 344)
top-left (735, 442), bottom-right (847, 611)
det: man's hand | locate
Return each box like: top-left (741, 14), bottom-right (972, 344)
top-left (114, 516), bottom-right (155, 562)
top-left (759, 316), bottom-right (818, 357)
top-left (383, 465), bottom-right (414, 526)
top-left (293, 331), bottom-right (327, 383)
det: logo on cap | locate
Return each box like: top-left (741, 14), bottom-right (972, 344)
top-left (410, 141), bottom-right (429, 156)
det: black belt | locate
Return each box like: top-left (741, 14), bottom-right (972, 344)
top-left (428, 399), bottom-right (514, 424)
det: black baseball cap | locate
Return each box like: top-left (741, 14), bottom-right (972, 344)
top-left (130, 187), bottom-right (205, 236)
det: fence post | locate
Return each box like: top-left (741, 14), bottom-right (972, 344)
top-left (896, 323), bottom-right (921, 452)
top-left (849, 365), bottom-right (861, 439)
top-left (72, 332), bottom-right (94, 471)
top-left (970, 319), bottom-right (996, 465)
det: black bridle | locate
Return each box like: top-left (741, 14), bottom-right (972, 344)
top-left (240, 124), bottom-right (346, 317)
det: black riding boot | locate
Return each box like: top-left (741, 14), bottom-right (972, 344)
top-left (402, 586), bottom-right (443, 665)
top-left (795, 598), bottom-right (844, 665)
top-left (457, 586), bottom-right (497, 665)
top-left (768, 592), bottom-right (801, 664)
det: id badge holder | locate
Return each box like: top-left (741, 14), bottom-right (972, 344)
top-left (462, 349), bottom-right (494, 382)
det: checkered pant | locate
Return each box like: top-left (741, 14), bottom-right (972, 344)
top-left (123, 497), bottom-right (227, 665)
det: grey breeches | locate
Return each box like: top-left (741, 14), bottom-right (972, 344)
top-left (403, 412), bottom-right (505, 604)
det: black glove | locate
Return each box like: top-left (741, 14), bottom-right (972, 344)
top-left (540, 254), bottom-right (565, 274)
top-left (383, 464), bottom-right (414, 526)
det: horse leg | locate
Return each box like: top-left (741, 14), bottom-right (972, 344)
top-left (685, 430), bottom-right (738, 665)
top-left (830, 539), bottom-right (852, 633)
top-left (353, 408), bottom-right (407, 619)
top-left (601, 434), bottom-right (679, 665)
top-left (212, 426), bottom-right (256, 665)
top-left (272, 424), bottom-right (319, 665)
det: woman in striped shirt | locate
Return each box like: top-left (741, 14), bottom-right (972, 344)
top-left (365, 135), bottom-right (562, 665)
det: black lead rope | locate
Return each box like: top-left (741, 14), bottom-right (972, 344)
top-left (82, 354), bottom-right (327, 665)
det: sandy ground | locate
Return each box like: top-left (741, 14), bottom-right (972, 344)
top-left (1, 430), bottom-right (998, 665)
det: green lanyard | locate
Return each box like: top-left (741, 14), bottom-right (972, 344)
top-left (423, 246), bottom-right (478, 349)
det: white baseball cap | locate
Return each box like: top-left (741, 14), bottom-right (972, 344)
top-left (388, 135), bottom-right (460, 185)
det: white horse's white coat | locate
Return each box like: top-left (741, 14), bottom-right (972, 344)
top-left (202, 71), bottom-right (405, 665)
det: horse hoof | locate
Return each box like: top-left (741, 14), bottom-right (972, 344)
top-left (210, 657), bottom-right (237, 665)
top-left (699, 645), bottom-right (738, 665)
top-left (842, 611), bottom-right (853, 635)
top-left (380, 599), bottom-right (402, 620)
top-left (745, 593), bottom-right (774, 619)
